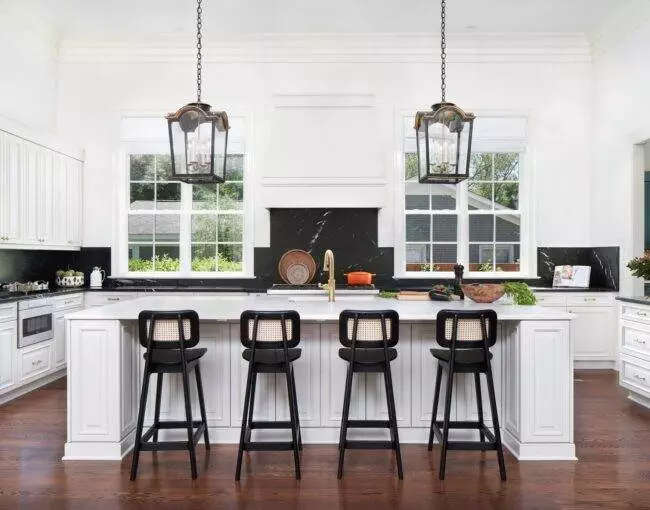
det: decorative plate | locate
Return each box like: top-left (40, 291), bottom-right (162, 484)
top-left (278, 250), bottom-right (316, 285)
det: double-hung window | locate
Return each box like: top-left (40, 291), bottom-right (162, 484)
top-left (399, 115), bottom-right (530, 277)
top-left (120, 116), bottom-right (250, 276)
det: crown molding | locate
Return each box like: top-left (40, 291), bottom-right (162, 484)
top-left (58, 32), bottom-right (591, 64)
top-left (588, 1), bottom-right (650, 59)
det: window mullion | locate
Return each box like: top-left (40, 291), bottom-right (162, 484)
top-left (458, 179), bottom-right (469, 268)
top-left (180, 182), bottom-right (191, 274)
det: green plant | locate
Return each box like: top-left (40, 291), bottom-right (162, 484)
top-left (128, 254), bottom-right (243, 273)
top-left (477, 261), bottom-right (493, 272)
top-left (503, 282), bottom-right (536, 305)
top-left (420, 263), bottom-right (441, 272)
top-left (378, 291), bottom-right (399, 299)
top-left (627, 254), bottom-right (650, 280)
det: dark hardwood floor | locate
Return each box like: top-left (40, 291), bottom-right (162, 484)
top-left (1, 371), bottom-right (650, 509)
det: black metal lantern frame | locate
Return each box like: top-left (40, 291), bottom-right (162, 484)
top-left (414, 0), bottom-right (475, 184)
top-left (415, 103), bottom-right (474, 184)
top-left (166, 0), bottom-right (229, 184)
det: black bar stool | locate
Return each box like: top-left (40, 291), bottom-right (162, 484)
top-left (235, 310), bottom-right (302, 481)
top-left (427, 309), bottom-right (506, 481)
top-left (130, 310), bottom-right (209, 480)
top-left (337, 309), bottom-right (403, 479)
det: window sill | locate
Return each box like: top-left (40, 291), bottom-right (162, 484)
top-left (121, 272), bottom-right (257, 279)
top-left (394, 273), bottom-right (540, 280)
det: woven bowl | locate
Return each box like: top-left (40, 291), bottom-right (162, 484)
top-left (461, 283), bottom-right (505, 303)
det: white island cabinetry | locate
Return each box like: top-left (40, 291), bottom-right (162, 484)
top-left (64, 295), bottom-right (575, 462)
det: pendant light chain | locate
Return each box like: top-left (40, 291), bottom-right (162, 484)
top-left (440, 0), bottom-right (447, 103)
top-left (196, 0), bottom-right (203, 103)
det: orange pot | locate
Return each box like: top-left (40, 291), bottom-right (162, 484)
top-left (344, 272), bottom-right (376, 286)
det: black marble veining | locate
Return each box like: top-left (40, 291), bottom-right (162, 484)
top-left (0, 247), bottom-right (111, 286)
top-left (537, 246), bottom-right (619, 291)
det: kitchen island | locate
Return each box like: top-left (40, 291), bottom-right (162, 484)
top-left (63, 294), bottom-right (576, 461)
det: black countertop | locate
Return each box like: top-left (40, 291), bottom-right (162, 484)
top-left (616, 296), bottom-right (650, 305)
top-left (530, 287), bottom-right (617, 293)
top-left (0, 287), bottom-right (84, 304)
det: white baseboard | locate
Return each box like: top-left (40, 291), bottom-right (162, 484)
top-left (63, 425), bottom-right (576, 462)
top-left (574, 360), bottom-right (616, 370)
top-left (0, 369), bottom-right (66, 406)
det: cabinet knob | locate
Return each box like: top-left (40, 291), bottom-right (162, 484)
top-left (584, 297), bottom-right (596, 302)
top-left (634, 373), bottom-right (647, 382)
top-left (634, 337), bottom-right (647, 345)
top-left (637, 311), bottom-right (648, 317)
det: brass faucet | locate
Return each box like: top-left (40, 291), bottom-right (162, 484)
top-left (319, 249), bottom-right (336, 302)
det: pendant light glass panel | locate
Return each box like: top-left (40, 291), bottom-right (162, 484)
top-left (415, 103), bottom-right (474, 184)
top-left (168, 103), bottom-right (228, 184)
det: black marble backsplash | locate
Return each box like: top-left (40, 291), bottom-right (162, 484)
top-left (0, 217), bottom-right (620, 293)
top-left (537, 246), bottom-right (619, 290)
top-left (254, 208), bottom-right (394, 288)
top-left (0, 247), bottom-right (111, 285)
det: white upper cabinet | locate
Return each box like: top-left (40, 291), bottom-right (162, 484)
top-left (0, 132), bottom-right (22, 244)
top-left (0, 130), bottom-right (83, 250)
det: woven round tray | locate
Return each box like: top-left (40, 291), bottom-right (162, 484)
top-left (278, 249), bottom-right (316, 285)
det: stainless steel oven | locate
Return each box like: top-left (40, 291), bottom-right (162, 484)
top-left (18, 298), bottom-right (54, 348)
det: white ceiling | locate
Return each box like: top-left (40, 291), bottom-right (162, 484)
top-left (2, 0), bottom-right (641, 41)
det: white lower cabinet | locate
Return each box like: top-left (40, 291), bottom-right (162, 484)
top-left (0, 319), bottom-right (17, 394)
top-left (84, 293), bottom-right (138, 308)
top-left (568, 306), bottom-right (615, 361)
top-left (535, 291), bottom-right (616, 367)
top-left (19, 342), bottom-right (52, 383)
top-left (619, 301), bottom-right (650, 408)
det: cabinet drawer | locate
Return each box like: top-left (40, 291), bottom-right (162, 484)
top-left (19, 342), bottom-right (52, 382)
top-left (622, 323), bottom-right (650, 361)
top-left (0, 303), bottom-right (17, 323)
top-left (621, 354), bottom-right (650, 396)
top-left (533, 294), bottom-right (567, 307)
top-left (621, 304), bottom-right (650, 324)
top-left (84, 293), bottom-right (137, 307)
top-left (567, 294), bottom-right (614, 306)
top-left (53, 293), bottom-right (84, 311)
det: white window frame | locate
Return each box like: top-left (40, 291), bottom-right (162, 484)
top-left (394, 111), bottom-right (536, 279)
top-left (114, 114), bottom-right (255, 278)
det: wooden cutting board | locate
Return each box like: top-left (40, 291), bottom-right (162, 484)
top-left (396, 291), bottom-right (430, 300)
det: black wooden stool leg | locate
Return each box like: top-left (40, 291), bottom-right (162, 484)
top-left (181, 366), bottom-right (197, 479)
top-left (337, 363), bottom-right (354, 479)
top-left (153, 372), bottom-right (163, 443)
top-left (384, 363), bottom-right (404, 480)
top-left (439, 367), bottom-right (454, 480)
top-left (485, 362), bottom-right (507, 481)
top-left (195, 363), bottom-right (210, 450)
top-left (285, 363), bottom-right (301, 480)
top-left (130, 368), bottom-right (152, 480)
top-left (235, 363), bottom-right (254, 481)
top-left (290, 367), bottom-right (303, 450)
top-left (428, 363), bottom-right (443, 451)
top-left (474, 372), bottom-right (485, 446)
top-left (246, 369), bottom-right (258, 442)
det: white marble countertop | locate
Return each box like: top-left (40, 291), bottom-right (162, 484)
top-left (66, 294), bottom-right (575, 321)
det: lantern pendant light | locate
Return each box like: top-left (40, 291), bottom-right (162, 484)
top-left (166, 0), bottom-right (229, 184)
top-left (414, 0), bottom-right (475, 184)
